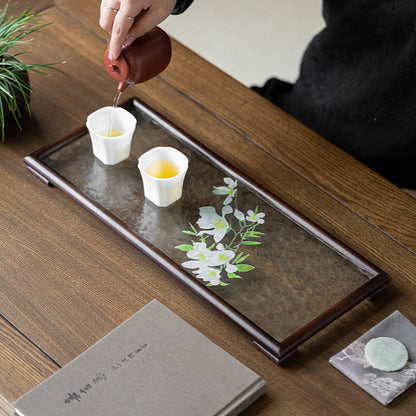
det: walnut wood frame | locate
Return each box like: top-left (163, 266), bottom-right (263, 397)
top-left (23, 97), bottom-right (390, 364)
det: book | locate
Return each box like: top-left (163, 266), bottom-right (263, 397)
top-left (14, 300), bottom-right (266, 416)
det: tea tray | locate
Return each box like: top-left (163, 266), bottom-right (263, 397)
top-left (24, 98), bottom-right (390, 363)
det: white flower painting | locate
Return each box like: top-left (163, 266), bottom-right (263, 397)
top-left (196, 205), bottom-right (232, 243)
top-left (176, 177), bottom-right (265, 287)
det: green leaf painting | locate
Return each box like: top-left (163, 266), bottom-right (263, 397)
top-left (175, 244), bottom-right (194, 252)
top-left (235, 264), bottom-right (255, 272)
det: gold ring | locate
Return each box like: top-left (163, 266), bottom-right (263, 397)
top-left (104, 3), bottom-right (118, 13)
top-left (117, 10), bottom-right (135, 20)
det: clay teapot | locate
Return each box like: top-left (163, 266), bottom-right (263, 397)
top-left (103, 27), bottom-right (172, 92)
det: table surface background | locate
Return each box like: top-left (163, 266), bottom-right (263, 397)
top-left (1, 1), bottom-right (416, 415)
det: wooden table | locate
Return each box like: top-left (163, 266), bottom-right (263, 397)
top-left (1, 1), bottom-right (416, 414)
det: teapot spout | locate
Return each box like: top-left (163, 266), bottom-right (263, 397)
top-left (117, 81), bottom-right (129, 92)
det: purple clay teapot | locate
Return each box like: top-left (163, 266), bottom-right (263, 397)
top-left (104, 27), bottom-right (172, 92)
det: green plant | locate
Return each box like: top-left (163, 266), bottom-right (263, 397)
top-left (0, 1), bottom-right (61, 140)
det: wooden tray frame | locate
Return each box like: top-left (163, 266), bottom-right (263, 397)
top-left (24, 97), bottom-right (390, 364)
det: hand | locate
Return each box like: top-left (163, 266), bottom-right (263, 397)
top-left (100, 0), bottom-right (176, 60)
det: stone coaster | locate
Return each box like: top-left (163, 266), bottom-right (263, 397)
top-left (365, 337), bottom-right (408, 372)
top-left (329, 311), bottom-right (416, 405)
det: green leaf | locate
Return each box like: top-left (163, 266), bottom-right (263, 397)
top-left (175, 244), bottom-right (194, 252)
top-left (181, 230), bottom-right (195, 235)
top-left (236, 254), bottom-right (249, 264)
top-left (227, 272), bottom-right (242, 279)
top-left (208, 243), bottom-right (216, 250)
top-left (233, 252), bottom-right (243, 264)
top-left (236, 264), bottom-right (255, 272)
top-left (241, 241), bottom-right (261, 245)
top-left (219, 281), bottom-right (229, 286)
top-left (189, 223), bottom-right (198, 233)
top-left (246, 232), bottom-right (261, 238)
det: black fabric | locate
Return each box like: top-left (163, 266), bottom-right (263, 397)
top-left (172, 0), bottom-right (194, 15)
top-left (251, 78), bottom-right (293, 109)
top-left (253, 0), bottom-right (416, 188)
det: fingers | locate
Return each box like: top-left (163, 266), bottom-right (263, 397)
top-left (109, 1), bottom-right (146, 59)
top-left (126, 1), bottom-right (175, 40)
top-left (102, 0), bottom-right (176, 60)
top-left (99, 0), bottom-right (121, 34)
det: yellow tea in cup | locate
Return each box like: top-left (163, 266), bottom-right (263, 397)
top-left (102, 128), bottom-right (123, 137)
top-left (87, 106), bottom-right (137, 165)
top-left (138, 147), bottom-right (189, 206)
top-left (146, 159), bottom-right (180, 178)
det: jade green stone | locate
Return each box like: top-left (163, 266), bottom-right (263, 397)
top-left (364, 337), bottom-right (408, 371)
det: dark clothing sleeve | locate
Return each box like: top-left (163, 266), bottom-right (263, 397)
top-left (254, 0), bottom-right (416, 188)
top-left (172, 0), bottom-right (194, 15)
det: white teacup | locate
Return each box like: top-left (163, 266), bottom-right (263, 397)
top-left (86, 106), bottom-right (137, 165)
top-left (138, 147), bottom-right (189, 207)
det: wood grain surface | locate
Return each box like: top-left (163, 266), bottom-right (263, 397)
top-left (1, 0), bottom-right (415, 415)
top-left (0, 316), bottom-right (58, 402)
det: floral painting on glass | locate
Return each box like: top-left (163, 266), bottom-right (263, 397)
top-left (176, 177), bottom-right (266, 287)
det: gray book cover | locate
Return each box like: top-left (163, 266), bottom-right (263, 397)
top-left (14, 300), bottom-right (266, 416)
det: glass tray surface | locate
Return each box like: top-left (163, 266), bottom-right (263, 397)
top-left (25, 98), bottom-right (389, 363)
